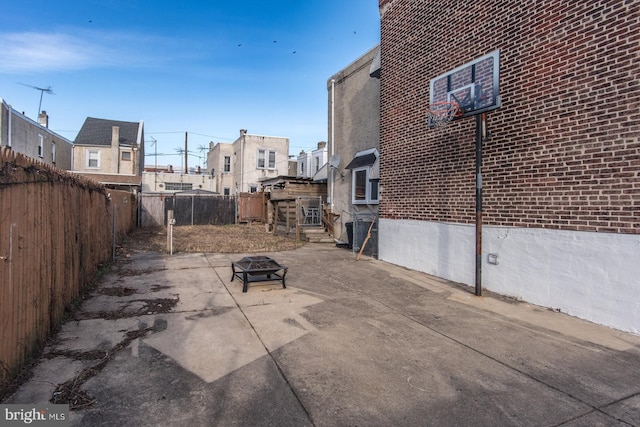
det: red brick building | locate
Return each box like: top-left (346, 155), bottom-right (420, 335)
top-left (377, 0), bottom-right (639, 333)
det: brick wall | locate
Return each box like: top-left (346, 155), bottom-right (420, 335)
top-left (379, 0), bottom-right (640, 234)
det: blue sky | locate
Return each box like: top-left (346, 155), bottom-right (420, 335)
top-left (0, 0), bottom-right (380, 170)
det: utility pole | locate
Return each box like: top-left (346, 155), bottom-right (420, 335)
top-left (184, 132), bottom-right (188, 174)
top-left (150, 137), bottom-right (157, 189)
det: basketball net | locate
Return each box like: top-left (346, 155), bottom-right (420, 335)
top-left (428, 101), bottom-right (461, 127)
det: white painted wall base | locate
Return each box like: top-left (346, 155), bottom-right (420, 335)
top-left (379, 218), bottom-right (640, 335)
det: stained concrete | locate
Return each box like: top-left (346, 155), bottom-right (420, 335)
top-left (4, 244), bottom-right (640, 426)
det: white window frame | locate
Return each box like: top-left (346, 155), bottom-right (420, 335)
top-left (257, 149), bottom-right (276, 169)
top-left (87, 149), bottom-right (100, 169)
top-left (38, 134), bottom-right (44, 158)
top-left (121, 151), bottom-right (131, 161)
top-left (350, 149), bottom-right (379, 205)
top-left (223, 156), bottom-right (231, 172)
top-left (165, 182), bottom-right (193, 191)
top-left (51, 142), bottom-right (56, 163)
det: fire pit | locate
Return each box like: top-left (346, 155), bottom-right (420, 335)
top-left (231, 256), bottom-right (287, 293)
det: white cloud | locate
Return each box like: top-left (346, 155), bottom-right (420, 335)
top-left (0, 32), bottom-right (100, 72)
top-left (0, 30), bottom-right (175, 74)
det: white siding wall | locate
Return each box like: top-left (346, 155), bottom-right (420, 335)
top-left (379, 218), bottom-right (640, 335)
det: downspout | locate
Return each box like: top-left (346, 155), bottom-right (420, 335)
top-left (240, 134), bottom-right (245, 194)
top-left (330, 78), bottom-right (335, 212)
top-left (136, 120), bottom-right (144, 176)
top-left (132, 145), bottom-right (137, 177)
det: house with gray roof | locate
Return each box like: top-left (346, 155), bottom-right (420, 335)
top-left (72, 117), bottom-right (144, 190)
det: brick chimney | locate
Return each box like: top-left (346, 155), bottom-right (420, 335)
top-left (112, 126), bottom-right (120, 173)
top-left (379, 0), bottom-right (392, 16)
top-left (38, 111), bottom-right (49, 128)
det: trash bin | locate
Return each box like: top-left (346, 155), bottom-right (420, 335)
top-left (345, 221), bottom-right (374, 255)
top-left (346, 221), bottom-right (354, 248)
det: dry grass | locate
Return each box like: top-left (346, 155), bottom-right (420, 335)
top-left (122, 224), bottom-right (303, 254)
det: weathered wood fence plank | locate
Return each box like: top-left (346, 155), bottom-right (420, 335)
top-left (0, 147), bottom-right (136, 392)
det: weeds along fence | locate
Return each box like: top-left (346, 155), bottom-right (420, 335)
top-left (0, 147), bottom-right (136, 391)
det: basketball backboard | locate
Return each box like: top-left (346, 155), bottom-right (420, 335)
top-left (429, 50), bottom-right (500, 124)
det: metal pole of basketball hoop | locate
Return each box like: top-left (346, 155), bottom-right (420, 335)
top-left (475, 113), bottom-right (487, 296)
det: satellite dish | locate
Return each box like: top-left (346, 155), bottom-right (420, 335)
top-left (329, 154), bottom-right (341, 169)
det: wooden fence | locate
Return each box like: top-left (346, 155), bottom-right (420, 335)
top-left (139, 193), bottom-right (170, 227)
top-left (0, 147), bottom-right (136, 392)
top-left (110, 189), bottom-right (138, 240)
top-left (139, 192), bottom-right (236, 227)
top-left (238, 192), bottom-right (265, 223)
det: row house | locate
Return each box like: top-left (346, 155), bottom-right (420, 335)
top-left (0, 99), bottom-right (73, 170)
top-left (207, 129), bottom-right (290, 195)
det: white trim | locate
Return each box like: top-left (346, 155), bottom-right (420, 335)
top-left (350, 148), bottom-right (380, 205)
top-left (354, 147), bottom-right (378, 157)
top-left (86, 149), bottom-right (100, 169)
top-left (257, 148), bottom-right (276, 170)
top-left (38, 134), bottom-right (44, 158)
top-left (352, 167), bottom-right (368, 204)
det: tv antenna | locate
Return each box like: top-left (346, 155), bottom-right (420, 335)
top-left (17, 82), bottom-right (55, 116)
top-left (174, 147), bottom-right (186, 173)
top-left (197, 144), bottom-right (208, 168)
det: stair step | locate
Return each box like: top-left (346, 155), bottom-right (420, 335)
top-left (301, 226), bottom-right (333, 243)
top-left (303, 228), bottom-right (327, 234)
top-left (307, 237), bottom-right (335, 243)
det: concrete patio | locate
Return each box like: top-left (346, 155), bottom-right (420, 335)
top-left (5, 244), bottom-right (640, 426)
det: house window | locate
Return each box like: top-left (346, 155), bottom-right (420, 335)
top-left (165, 182), bottom-right (193, 191)
top-left (87, 150), bottom-right (100, 168)
top-left (249, 185), bottom-right (258, 193)
top-left (351, 167), bottom-right (379, 204)
top-left (224, 156), bottom-right (231, 172)
top-left (370, 179), bottom-right (379, 201)
top-left (121, 151), bottom-right (131, 161)
top-left (223, 188), bottom-right (230, 196)
top-left (38, 135), bottom-right (44, 158)
top-left (51, 142), bottom-right (56, 163)
top-left (257, 149), bottom-right (276, 169)
top-left (354, 169), bottom-right (367, 201)
top-left (346, 148), bottom-right (379, 205)
top-left (315, 157), bottom-right (320, 173)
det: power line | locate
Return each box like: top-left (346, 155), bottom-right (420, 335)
top-left (146, 131), bottom-right (234, 141)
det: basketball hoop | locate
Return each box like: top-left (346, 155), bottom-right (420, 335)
top-left (428, 101), bottom-right (462, 127)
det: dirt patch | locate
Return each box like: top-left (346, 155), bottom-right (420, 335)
top-left (121, 224), bottom-right (303, 254)
top-left (51, 328), bottom-right (155, 410)
top-left (117, 268), bottom-right (168, 277)
top-left (74, 297), bottom-right (179, 321)
top-left (98, 287), bottom-right (136, 297)
top-left (45, 349), bottom-right (108, 361)
top-left (138, 298), bottom-right (178, 315)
